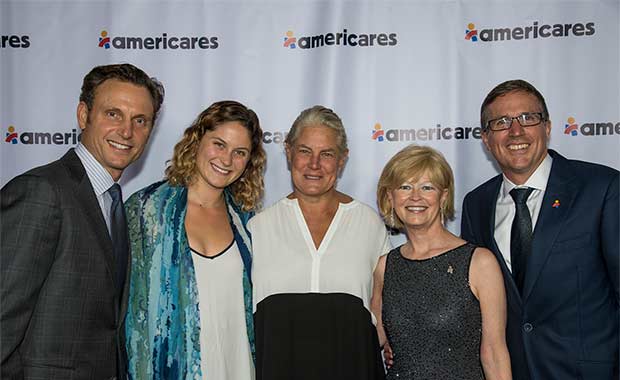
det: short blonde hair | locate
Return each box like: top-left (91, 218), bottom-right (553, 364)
top-left (165, 100), bottom-right (266, 211)
top-left (376, 145), bottom-right (455, 229)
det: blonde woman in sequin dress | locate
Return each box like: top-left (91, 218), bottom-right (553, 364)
top-left (370, 145), bottom-right (512, 380)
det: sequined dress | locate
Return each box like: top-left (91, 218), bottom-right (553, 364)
top-left (382, 243), bottom-right (483, 380)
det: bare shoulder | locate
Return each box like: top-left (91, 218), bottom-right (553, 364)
top-left (469, 247), bottom-right (503, 282)
top-left (469, 247), bottom-right (505, 298)
top-left (471, 247), bottom-right (499, 268)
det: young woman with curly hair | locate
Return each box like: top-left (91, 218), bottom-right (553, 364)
top-left (125, 100), bottom-right (266, 379)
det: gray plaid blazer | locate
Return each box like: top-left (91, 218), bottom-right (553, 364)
top-left (1, 149), bottom-right (129, 380)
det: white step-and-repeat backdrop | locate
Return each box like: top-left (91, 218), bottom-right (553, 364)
top-left (2, 0), bottom-right (619, 242)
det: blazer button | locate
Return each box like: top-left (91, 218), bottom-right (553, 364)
top-left (523, 323), bottom-right (533, 333)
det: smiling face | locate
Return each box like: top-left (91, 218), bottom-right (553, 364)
top-left (77, 79), bottom-right (155, 181)
top-left (482, 91), bottom-right (551, 185)
top-left (193, 121), bottom-right (252, 192)
top-left (286, 125), bottom-right (347, 200)
top-left (389, 172), bottom-right (447, 230)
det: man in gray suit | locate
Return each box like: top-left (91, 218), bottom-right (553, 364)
top-left (1, 63), bottom-right (164, 379)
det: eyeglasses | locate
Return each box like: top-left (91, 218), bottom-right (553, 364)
top-left (485, 112), bottom-right (546, 131)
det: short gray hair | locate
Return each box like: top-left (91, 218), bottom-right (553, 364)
top-left (285, 105), bottom-right (348, 154)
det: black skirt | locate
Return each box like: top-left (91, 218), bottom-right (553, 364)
top-left (254, 293), bottom-right (386, 380)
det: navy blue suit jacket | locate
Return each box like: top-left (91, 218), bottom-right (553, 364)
top-left (461, 150), bottom-right (619, 380)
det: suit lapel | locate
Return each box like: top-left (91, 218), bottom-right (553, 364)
top-left (62, 150), bottom-right (117, 293)
top-left (484, 176), bottom-right (523, 309)
top-left (522, 151), bottom-right (577, 302)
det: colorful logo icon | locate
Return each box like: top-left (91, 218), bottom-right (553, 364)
top-left (99, 30), bottom-right (111, 49)
top-left (564, 117), bottom-right (578, 136)
top-left (552, 199), bottom-right (560, 208)
top-left (465, 23), bottom-right (478, 41)
top-left (284, 30), bottom-right (297, 49)
top-left (562, 116), bottom-right (620, 137)
top-left (5, 126), bottom-right (18, 144)
top-left (372, 123), bottom-right (385, 142)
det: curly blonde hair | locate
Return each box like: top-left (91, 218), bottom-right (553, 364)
top-left (376, 144), bottom-right (455, 229)
top-left (165, 100), bottom-right (266, 211)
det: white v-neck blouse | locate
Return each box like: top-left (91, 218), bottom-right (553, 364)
top-left (249, 197), bottom-right (391, 315)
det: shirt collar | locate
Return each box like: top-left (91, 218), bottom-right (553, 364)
top-left (501, 153), bottom-right (553, 199)
top-left (74, 143), bottom-right (116, 196)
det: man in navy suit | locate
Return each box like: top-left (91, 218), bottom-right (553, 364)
top-left (1, 64), bottom-right (164, 379)
top-left (461, 79), bottom-right (618, 380)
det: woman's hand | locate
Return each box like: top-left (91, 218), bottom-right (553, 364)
top-left (382, 341), bottom-right (394, 369)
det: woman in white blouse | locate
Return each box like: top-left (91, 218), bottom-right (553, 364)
top-left (249, 105), bottom-right (391, 380)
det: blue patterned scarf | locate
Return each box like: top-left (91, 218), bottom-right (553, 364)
top-left (125, 181), bottom-right (254, 379)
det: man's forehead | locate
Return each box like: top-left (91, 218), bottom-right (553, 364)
top-left (93, 80), bottom-right (153, 111)
top-left (489, 91), bottom-right (541, 111)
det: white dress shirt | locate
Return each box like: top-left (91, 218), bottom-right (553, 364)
top-left (494, 154), bottom-right (553, 271)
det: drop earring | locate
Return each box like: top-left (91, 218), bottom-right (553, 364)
top-left (440, 205), bottom-right (445, 226)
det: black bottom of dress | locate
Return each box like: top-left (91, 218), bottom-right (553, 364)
top-left (254, 293), bottom-right (385, 380)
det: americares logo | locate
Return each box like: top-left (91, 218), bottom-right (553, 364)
top-left (262, 131), bottom-right (288, 144)
top-left (564, 117), bottom-right (579, 136)
top-left (284, 31), bottom-right (297, 49)
top-left (99, 30), bottom-right (111, 49)
top-left (4, 126), bottom-right (81, 145)
top-left (5, 126), bottom-right (18, 144)
top-left (98, 30), bottom-right (219, 50)
top-left (1, 34), bottom-right (30, 48)
top-left (372, 123), bottom-right (385, 141)
top-left (372, 122), bottom-right (482, 142)
top-left (563, 116), bottom-right (620, 137)
top-left (465, 23), bottom-right (478, 41)
top-left (465, 21), bottom-right (595, 42)
top-left (284, 29), bottom-right (397, 49)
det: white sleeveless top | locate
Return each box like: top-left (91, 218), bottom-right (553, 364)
top-left (191, 241), bottom-right (255, 380)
